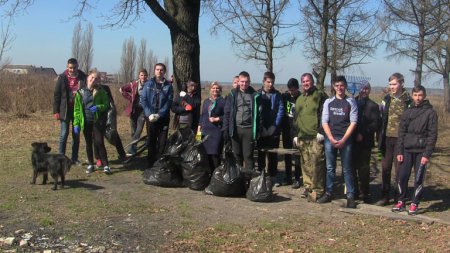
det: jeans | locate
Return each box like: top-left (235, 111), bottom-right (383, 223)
top-left (324, 138), bottom-right (355, 198)
top-left (59, 118), bottom-right (80, 161)
top-left (129, 109), bottom-right (146, 153)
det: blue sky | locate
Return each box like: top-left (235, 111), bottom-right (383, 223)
top-left (4, 0), bottom-right (443, 88)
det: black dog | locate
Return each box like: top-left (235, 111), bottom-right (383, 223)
top-left (31, 142), bottom-right (72, 190)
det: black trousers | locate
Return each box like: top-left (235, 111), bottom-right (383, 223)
top-left (397, 152), bottom-right (427, 205)
top-left (84, 121), bottom-right (108, 166)
top-left (381, 137), bottom-right (400, 197)
top-left (231, 127), bottom-right (254, 175)
top-left (281, 124), bottom-right (301, 181)
top-left (257, 135), bottom-right (280, 177)
top-left (146, 117), bottom-right (169, 167)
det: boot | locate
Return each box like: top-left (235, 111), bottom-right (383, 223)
top-left (375, 194), bottom-right (389, 206)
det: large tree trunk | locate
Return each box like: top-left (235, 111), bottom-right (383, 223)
top-left (445, 39), bottom-right (450, 112)
top-left (317, 0), bottom-right (329, 91)
top-left (145, 0), bottom-right (200, 92)
top-left (414, 20), bottom-right (425, 87)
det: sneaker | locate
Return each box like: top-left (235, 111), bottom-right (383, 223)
top-left (72, 159), bottom-right (82, 166)
top-left (283, 179), bottom-right (293, 186)
top-left (120, 156), bottom-right (131, 165)
top-left (375, 197), bottom-right (389, 206)
top-left (347, 198), bottom-right (357, 208)
top-left (300, 188), bottom-right (309, 198)
top-left (317, 193), bottom-right (332, 204)
top-left (408, 203), bottom-right (418, 215)
top-left (103, 166), bottom-right (112, 174)
top-left (86, 165), bottom-right (95, 174)
top-left (292, 180), bottom-right (301, 189)
top-left (391, 201), bottom-right (406, 212)
top-left (96, 159), bottom-right (102, 167)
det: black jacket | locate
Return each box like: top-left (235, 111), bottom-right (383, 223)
top-left (223, 86), bottom-right (257, 139)
top-left (397, 100), bottom-right (438, 158)
top-left (354, 96), bottom-right (381, 148)
top-left (53, 70), bottom-right (87, 121)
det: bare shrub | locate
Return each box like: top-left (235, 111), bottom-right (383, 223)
top-left (0, 73), bottom-right (54, 116)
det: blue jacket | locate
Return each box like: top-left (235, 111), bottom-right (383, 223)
top-left (140, 78), bottom-right (173, 119)
top-left (254, 88), bottom-right (284, 138)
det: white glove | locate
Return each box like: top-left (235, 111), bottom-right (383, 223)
top-left (179, 91), bottom-right (186, 97)
top-left (267, 126), bottom-right (276, 136)
top-left (293, 137), bottom-right (298, 148)
top-left (316, 133), bottom-right (324, 143)
top-left (149, 114), bottom-right (160, 122)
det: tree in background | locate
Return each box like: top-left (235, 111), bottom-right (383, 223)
top-left (382, 0), bottom-right (449, 87)
top-left (71, 22), bottom-right (94, 73)
top-left (79, 23), bottom-right (93, 73)
top-left (136, 38), bottom-right (147, 72)
top-left (423, 6), bottom-right (450, 112)
top-left (300, 0), bottom-right (381, 89)
top-left (147, 50), bottom-right (158, 77)
top-left (0, 16), bottom-right (14, 69)
top-left (71, 22), bottom-right (82, 62)
top-left (120, 37), bottom-right (136, 83)
top-left (206, 0), bottom-right (295, 73)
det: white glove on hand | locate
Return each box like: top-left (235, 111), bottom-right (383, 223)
top-left (267, 125), bottom-right (276, 136)
top-left (149, 114), bottom-right (160, 122)
top-left (316, 133), bottom-right (325, 143)
top-left (293, 137), bottom-right (298, 148)
top-left (179, 91), bottom-right (186, 97)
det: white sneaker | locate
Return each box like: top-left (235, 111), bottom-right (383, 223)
top-left (103, 166), bottom-right (112, 174)
top-left (86, 165), bottom-right (95, 174)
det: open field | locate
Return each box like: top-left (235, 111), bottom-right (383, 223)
top-left (0, 108), bottom-right (449, 252)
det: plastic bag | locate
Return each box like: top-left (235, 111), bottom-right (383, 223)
top-left (164, 128), bottom-right (195, 158)
top-left (143, 156), bottom-right (183, 187)
top-left (246, 169), bottom-right (273, 202)
top-left (204, 145), bottom-right (245, 197)
top-left (180, 142), bottom-right (211, 190)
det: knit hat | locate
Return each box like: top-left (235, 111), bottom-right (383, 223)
top-left (357, 80), bottom-right (371, 93)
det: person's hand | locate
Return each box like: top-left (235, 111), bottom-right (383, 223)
top-left (73, 126), bottom-right (80, 135)
top-left (149, 114), bottom-right (160, 122)
top-left (397, 154), bottom-right (403, 163)
top-left (316, 133), bottom-right (325, 143)
top-left (185, 104), bottom-right (193, 111)
top-left (89, 105), bottom-right (97, 112)
top-left (420, 156), bottom-right (429, 165)
top-left (180, 91), bottom-right (186, 97)
top-left (54, 113), bottom-right (60, 120)
top-left (293, 137), bottom-right (298, 148)
top-left (267, 125), bottom-right (276, 136)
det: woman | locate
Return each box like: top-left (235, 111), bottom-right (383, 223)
top-left (73, 68), bottom-right (111, 174)
top-left (198, 81), bottom-right (226, 171)
top-left (171, 80), bottom-right (201, 133)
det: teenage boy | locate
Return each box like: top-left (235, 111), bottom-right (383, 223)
top-left (255, 71), bottom-right (284, 184)
top-left (376, 73), bottom-right (412, 206)
top-left (318, 75), bottom-right (358, 208)
top-left (120, 69), bottom-right (149, 156)
top-left (140, 63), bottom-right (173, 167)
top-left (281, 78), bottom-right (302, 188)
top-left (391, 85), bottom-right (437, 215)
top-left (53, 58), bottom-right (87, 165)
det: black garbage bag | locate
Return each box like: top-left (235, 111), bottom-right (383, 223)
top-left (164, 128), bottom-right (195, 159)
top-left (180, 141), bottom-right (211, 191)
top-left (143, 156), bottom-right (183, 187)
top-left (204, 145), bottom-right (245, 197)
top-left (246, 169), bottom-right (273, 202)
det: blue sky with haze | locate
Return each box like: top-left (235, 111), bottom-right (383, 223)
top-left (5, 0), bottom-right (442, 88)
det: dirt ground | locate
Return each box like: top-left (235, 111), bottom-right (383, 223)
top-left (0, 112), bottom-right (449, 252)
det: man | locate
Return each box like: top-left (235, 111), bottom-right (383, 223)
top-left (376, 73), bottom-right (411, 206)
top-left (281, 78), bottom-right (302, 188)
top-left (140, 63), bottom-right (173, 167)
top-left (255, 71), bottom-right (284, 184)
top-left (293, 73), bottom-right (328, 202)
top-left (53, 58), bottom-right (87, 165)
top-left (223, 71), bottom-right (257, 180)
top-left (352, 80), bottom-right (381, 203)
top-left (120, 69), bottom-right (148, 156)
top-left (392, 85), bottom-right (437, 215)
top-left (318, 75), bottom-right (358, 208)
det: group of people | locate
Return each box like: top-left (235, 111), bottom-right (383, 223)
top-left (53, 57), bottom-right (438, 214)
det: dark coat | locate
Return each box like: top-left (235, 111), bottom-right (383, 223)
top-left (120, 80), bottom-right (143, 117)
top-left (53, 70), bottom-right (87, 121)
top-left (354, 96), bottom-right (381, 148)
top-left (223, 86), bottom-right (257, 139)
top-left (171, 91), bottom-right (201, 133)
top-left (199, 96), bottom-right (226, 155)
top-left (397, 100), bottom-right (438, 158)
top-left (254, 88), bottom-right (284, 139)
